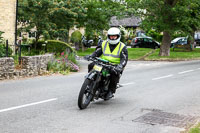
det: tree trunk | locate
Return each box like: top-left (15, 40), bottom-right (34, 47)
top-left (159, 31), bottom-right (171, 56)
top-left (82, 43), bottom-right (86, 52)
top-left (189, 32), bottom-right (195, 51)
top-left (34, 33), bottom-right (40, 50)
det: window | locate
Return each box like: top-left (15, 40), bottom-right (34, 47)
top-left (144, 38), bottom-right (149, 42)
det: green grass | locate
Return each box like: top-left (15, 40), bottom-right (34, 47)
top-left (76, 48), bottom-right (200, 61)
top-left (128, 48), bottom-right (153, 60)
top-left (147, 48), bottom-right (200, 61)
top-left (76, 48), bottom-right (96, 56)
top-left (188, 123), bottom-right (200, 133)
top-left (76, 48), bottom-right (153, 60)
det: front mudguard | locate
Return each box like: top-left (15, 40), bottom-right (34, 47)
top-left (85, 71), bottom-right (97, 80)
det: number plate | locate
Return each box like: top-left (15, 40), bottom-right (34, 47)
top-left (93, 65), bottom-right (102, 72)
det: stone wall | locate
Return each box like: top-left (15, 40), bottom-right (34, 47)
top-left (0, 0), bottom-right (16, 49)
top-left (0, 57), bottom-right (15, 80)
top-left (0, 54), bottom-right (53, 80)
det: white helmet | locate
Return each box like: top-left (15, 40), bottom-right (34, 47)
top-left (107, 27), bottom-right (121, 45)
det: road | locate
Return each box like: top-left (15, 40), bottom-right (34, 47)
top-left (1, 59), bottom-right (200, 133)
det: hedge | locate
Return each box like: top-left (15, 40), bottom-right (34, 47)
top-left (31, 40), bottom-right (75, 55)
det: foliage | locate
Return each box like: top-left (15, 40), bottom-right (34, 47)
top-left (49, 0), bottom-right (86, 41)
top-left (46, 40), bottom-right (75, 55)
top-left (18, 0), bottom-right (55, 45)
top-left (18, 0), bottom-right (86, 44)
top-left (47, 51), bottom-right (79, 74)
top-left (119, 25), bottom-right (127, 43)
top-left (146, 30), bottom-right (163, 42)
top-left (0, 32), bottom-right (12, 57)
top-left (125, 0), bottom-right (200, 56)
top-left (27, 40), bottom-right (74, 55)
top-left (71, 30), bottom-right (82, 43)
top-left (0, 44), bottom-right (13, 57)
top-left (82, 0), bottom-right (126, 40)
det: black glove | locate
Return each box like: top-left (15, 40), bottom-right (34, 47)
top-left (114, 64), bottom-right (123, 74)
top-left (84, 55), bottom-right (92, 61)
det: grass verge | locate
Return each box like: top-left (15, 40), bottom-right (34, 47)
top-left (76, 48), bottom-right (200, 61)
top-left (76, 48), bottom-right (153, 60)
top-left (188, 123), bottom-right (200, 133)
top-left (146, 48), bottom-right (200, 61)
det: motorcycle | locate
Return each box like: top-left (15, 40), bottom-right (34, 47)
top-left (81, 36), bottom-right (93, 48)
top-left (78, 57), bottom-right (120, 109)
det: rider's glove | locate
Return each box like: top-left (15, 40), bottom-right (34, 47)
top-left (115, 64), bottom-right (123, 74)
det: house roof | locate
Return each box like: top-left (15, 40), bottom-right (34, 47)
top-left (110, 16), bottom-right (141, 27)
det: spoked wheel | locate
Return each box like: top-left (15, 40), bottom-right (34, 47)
top-left (78, 79), bottom-right (94, 109)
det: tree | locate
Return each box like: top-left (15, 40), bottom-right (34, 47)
top-left (81, 0), bottom-right (126, 40)
top-left (18, 0), bottom-right (87, 48)
top-left (49, 0), bottom-right (86, 42)
top-left (180, 0), bottom-right (200, 50)
top-left (126, 0), bottom-right (200, 56)
top-left (18, 0), bottom-right (55, 48)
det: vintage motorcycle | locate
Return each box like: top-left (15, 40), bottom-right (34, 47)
top-left (78, 57), bottom-right (120, 109)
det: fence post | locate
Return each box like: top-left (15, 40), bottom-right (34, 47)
top-left (18, 40), bottom-right (21, 64)
top-left (6, 40), bottom-right (8, 57)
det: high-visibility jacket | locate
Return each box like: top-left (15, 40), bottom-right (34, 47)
top-left (101, 41), bottom-right (126, 64)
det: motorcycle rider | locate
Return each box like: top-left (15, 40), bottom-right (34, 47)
top-left (87, 27), bottom-right (128, 100)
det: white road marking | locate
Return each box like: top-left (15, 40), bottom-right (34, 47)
top-left (121, 82), bottom-right (135, 86)
top-left (152, 74), bottom-right (173, 80)
top-left (178, 70), bottom-right (194, 74)
top-left (0, 98), bottom-right (58, 113)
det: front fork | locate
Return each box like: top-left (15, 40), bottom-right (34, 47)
top-left (84, 70), bottom-right (101, 97)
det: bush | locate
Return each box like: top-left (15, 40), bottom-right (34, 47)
top-left (47, 51), bottom-right (79, 74)
top-left (0, 44), bottom-right (13, 57)
top-left (28, 40), bottom-right (75, 56)
top-left (146, 30), bottom-right (163, 42)
top-left (0, 31), bottom-right (13, 57)
top-left (46, 40), bottom-right (75, 55)
top-left (71, 30), bottom-right (82, 43)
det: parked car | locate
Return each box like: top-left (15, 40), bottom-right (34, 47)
top-left (130, 37), bottom-right (160, 49)
top-left (171, 37), bottom-right (196, 48)
top-left (195, 39), bottom-right (200, 46)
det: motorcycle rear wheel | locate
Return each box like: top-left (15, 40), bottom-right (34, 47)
top-left (78, 79), bottom-right (94, 109)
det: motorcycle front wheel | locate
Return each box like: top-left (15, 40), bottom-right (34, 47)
top-left (78, 79), bottom-right (94, 109)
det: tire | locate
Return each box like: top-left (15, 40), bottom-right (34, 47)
top-left (78, 79), bottom-right (94, 109)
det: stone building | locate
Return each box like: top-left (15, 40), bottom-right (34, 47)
top-left (0, 0), bottom-right (16, 49)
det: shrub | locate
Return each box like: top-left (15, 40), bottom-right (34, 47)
top-left (46, 40), bottom-right (75, 55)
top-left (0, 32), bottom-right (13, 57)
top-left (146, 30), bottom-right (163, 42)
top-left (71, 30), bottom-right (82, 43)
top-left (47, 51), bottom-right (79, 74)
top-left (28, 40), bottom-right (75, 56)
top-left (0, 44), bottom-right (13, 57)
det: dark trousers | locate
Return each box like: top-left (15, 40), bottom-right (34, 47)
top-left (88, 62), bottom-right (120, 93)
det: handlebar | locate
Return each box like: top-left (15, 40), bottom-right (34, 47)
top-left (85, 56), bottom-right (116, 70)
